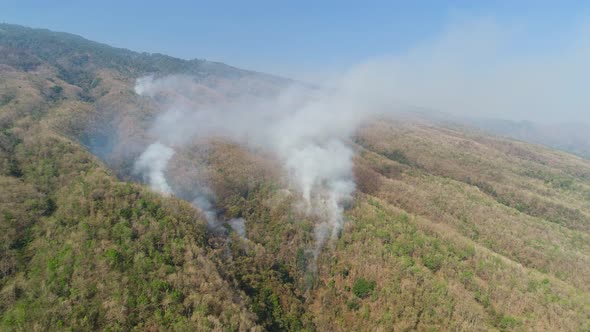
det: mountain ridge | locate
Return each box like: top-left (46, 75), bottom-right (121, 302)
top-left (0, 22), bottom-right (289, 81)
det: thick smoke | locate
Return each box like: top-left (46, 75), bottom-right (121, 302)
top-left (133, 142), bottom-right (175, 196)
top-left (133, 73), bottom-right (383, 253)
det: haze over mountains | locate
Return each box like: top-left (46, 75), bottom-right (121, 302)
top-left (461, 118), bottom-right (590, 159)
top-left (0, 23), bottom-right (589, 331)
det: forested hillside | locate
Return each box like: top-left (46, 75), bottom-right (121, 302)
top-left (0, 24), bottom-right (588, 331)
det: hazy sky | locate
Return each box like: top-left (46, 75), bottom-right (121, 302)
top-left (1, 1), bottom-right (589, 79)
top-left (2, 1), bottom-right (590, 123)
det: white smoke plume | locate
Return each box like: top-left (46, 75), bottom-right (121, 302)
top-left (133, 74), bottom-right (374, 253)
top-left (131, 16), bottom-right (590, 254)
top-left (133, 142), bottom-right (175, 196)
top-left (191, 188), bottom-right (218, 227)
top-left (134, 81), bottom-right (251, 236)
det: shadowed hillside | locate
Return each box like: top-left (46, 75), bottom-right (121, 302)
top-left (0, 24), bottom-right (588, 331)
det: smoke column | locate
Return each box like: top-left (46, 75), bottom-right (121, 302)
top-left (132, 74), bottom-right (376, 255)
top-left (133, 142), bottom-right (175, 196)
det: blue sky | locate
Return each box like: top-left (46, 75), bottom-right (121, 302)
top-left (1, 1), bottom-right (589, 80)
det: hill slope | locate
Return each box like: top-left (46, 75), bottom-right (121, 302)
top-left (0, 24), bottom-right (588, 331)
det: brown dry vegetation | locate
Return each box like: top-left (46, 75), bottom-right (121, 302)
top-left (0, 24), bottom-right (589, 331)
